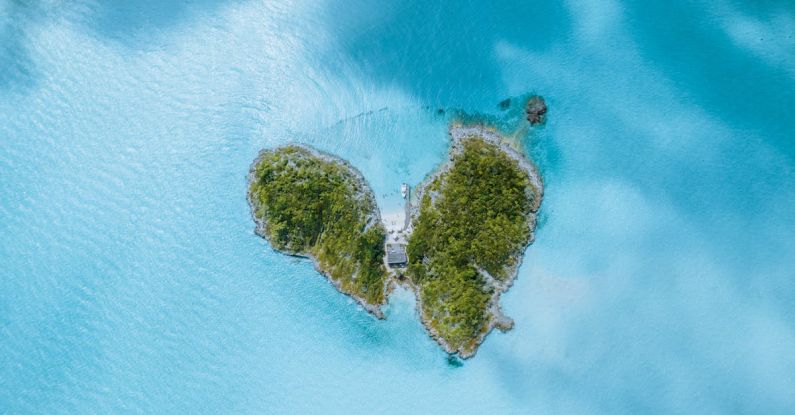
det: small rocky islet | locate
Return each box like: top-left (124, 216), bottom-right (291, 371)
top-left (526, 95), bottom-right (547, 125)
top-left (248, 99), bottom-right (545, 358)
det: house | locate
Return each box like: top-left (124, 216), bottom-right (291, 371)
top-left (386, 243), bottom-right (408, 268)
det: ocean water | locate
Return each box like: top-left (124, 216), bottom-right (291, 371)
top-left (1, 0), bottom-right (794, 413)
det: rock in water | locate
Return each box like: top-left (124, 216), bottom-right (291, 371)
top-left (526, 96), bottom-right (547, 125)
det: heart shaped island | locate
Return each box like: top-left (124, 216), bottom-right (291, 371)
top-left (248, 120), bottom-right (543, 358)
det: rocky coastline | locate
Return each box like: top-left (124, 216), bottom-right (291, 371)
top-left (405, 123), bottom-right (544, 358)
top-left (248, 121), bottom-right (543, 358)
top-left (247, 144), bottom-right (391, 319)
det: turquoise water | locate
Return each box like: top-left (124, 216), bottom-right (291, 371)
top-left (2, 1), bottom-right (794, 413)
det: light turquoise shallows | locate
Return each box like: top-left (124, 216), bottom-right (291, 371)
top-left (1, 1), bottom-right (794, 413)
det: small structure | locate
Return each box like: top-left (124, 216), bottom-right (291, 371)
top-left (386, 243), bottom-right (408, 268)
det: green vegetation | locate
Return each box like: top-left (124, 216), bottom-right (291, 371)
top-left (248, 145), bottom-right (389, 306)
top-left (247, 134), bottom-right (541, 354)
top-left (407, 137), bottom-right (537, 354)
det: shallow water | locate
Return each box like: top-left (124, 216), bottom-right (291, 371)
top-left (1, 1), bottom-right (794, 413)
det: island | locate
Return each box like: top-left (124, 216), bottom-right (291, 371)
top-left (405, 125), bottom-right (543, 357)
top-left (247, 145), bottom-right (391, 317)
top-left (248, 114), bottom-right (543, 359)
top-left (525, 95), bottom-right (547, 125)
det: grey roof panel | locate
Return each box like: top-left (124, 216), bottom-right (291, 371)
top-left (386, 244), bottom-right (408, 264)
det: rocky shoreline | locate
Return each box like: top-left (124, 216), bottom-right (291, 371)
top-left (405, 123), bottom-right (544, 358)
top-left (248, 122), bottom-right (543, 358)
top-left (247, 144), bottom-right (391, 319)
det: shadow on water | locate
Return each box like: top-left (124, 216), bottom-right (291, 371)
top-left (0, 0), bottom-right (44, 92)
top-left (81, 0), bottom-right (238, 45)
top-left (321, 0), bottom-right (571, 109)
top-left (625, 1), bottom-right (795, 156)
top-left (0, 0), bottom-right (241, 93)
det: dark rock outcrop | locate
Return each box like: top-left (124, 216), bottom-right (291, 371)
top-left (526, 96), bottom-right (547, 125)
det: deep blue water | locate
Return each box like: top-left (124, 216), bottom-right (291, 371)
top-left (1, 1), bottom-right (794, 413)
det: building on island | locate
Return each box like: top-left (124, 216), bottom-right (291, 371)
top-left (386, 243), bottom-right (408, 268)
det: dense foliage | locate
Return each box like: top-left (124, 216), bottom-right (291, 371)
top-left (249, 146), bottom-right (388, 305)
top-left (407, 137), bottom-right (536, 352)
